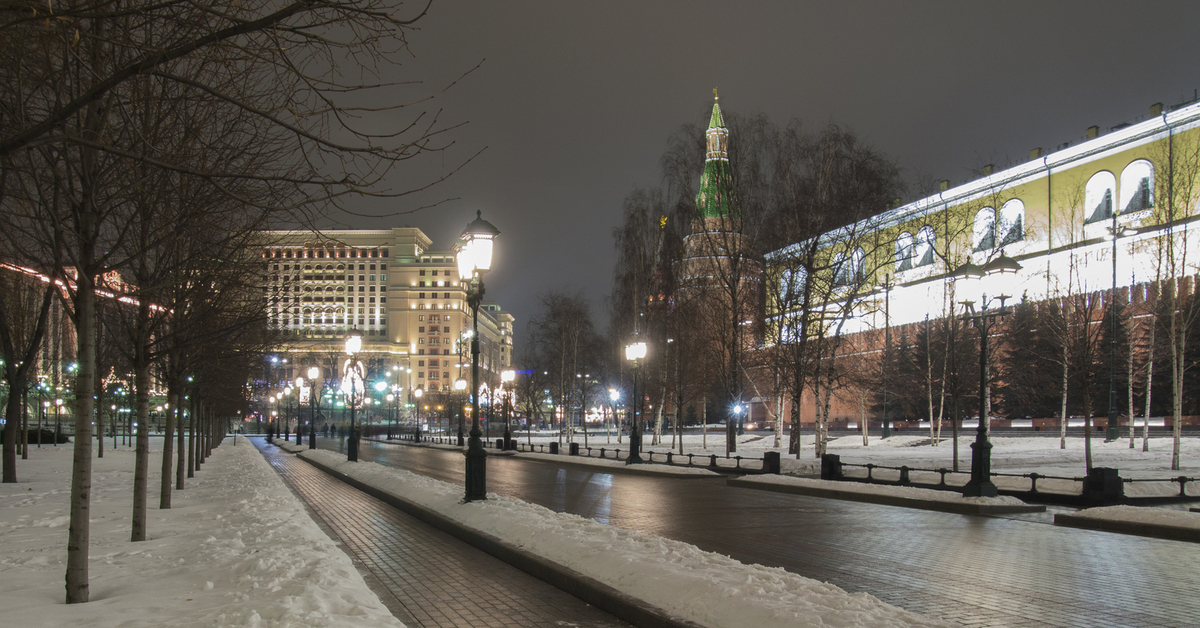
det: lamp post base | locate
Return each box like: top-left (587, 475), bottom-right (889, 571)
top-left (626, 429), bottom-right (644, 464)
top-left (1105, 411), bottom-right (1120, 442)
top-left (348, 429), bottom-right (358, 462)
top-left (308, 425), bottom-right (315, 449)
top-left (464, 429), bottom-right (487, 501)
top-left (962, 425), bottom-right (997, 497)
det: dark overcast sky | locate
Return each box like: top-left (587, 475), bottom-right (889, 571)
top-left (339, 0), bottom-right (1200, 333)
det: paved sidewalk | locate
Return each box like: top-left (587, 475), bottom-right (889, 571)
top-left (256, 439), bottom-right (631, 628)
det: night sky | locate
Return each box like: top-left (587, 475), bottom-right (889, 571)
top-left (336, 1), bottom-right (1200, 334)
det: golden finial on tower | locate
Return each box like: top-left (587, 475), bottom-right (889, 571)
top-left (660, 216), bottom-right (668, 229)
top-left (713, 87), bottom-right (719, 101)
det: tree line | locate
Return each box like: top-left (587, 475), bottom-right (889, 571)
top-left (0, 0), bottom-right (465, 603)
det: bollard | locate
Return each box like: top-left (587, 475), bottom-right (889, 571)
top-left (666, 452), bottom-right (673, 464)
top-left (709, 454), bottom-right (718, 469)
top-left (569, 442), bottom-right (579, 456)
top-left (495, 438), bottom-right (504, 450)
top-left (600, 448), bottom-right (606, 459)
top-left (1082, 467), bottom-right (1124, 503)
top-left (821, 453), bottom-right (843, 480)
top-left (549, 442), bottom-right (559, 455)
top-left (899, 465), bottom-right (910, 485)
top-left (763, 451), bottom-right (780, 474)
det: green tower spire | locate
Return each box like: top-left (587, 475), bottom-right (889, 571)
top-left (696, 89), bottom-right (736, 220)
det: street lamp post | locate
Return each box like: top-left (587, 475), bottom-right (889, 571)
top-left (454, 376), bottom-right (467, 446)
top-left (455, 210), bottom-right (500, 502)
top-left (414, 386), bottom-right (423, 441)
top-left (954, 253), bottom-right (1021, 498)
top-left (501, 369), bottom-right (515, 449)
top-left (344, 330), bottom-right (364, 462)
top-left (625, 341), bottom-right (647, 464)
top-left (1105, 217), bottom-right (1136, 442)
top-left (608, 388), bottom-right (619, 444)
top-left (879, 275), bottom-right (894, 439)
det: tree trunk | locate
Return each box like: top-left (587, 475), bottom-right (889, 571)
top-left (188, 396), bottom-right (196, 478)
top-left (175, 389), bottom-right (185, 489)
top-left (131, 362), bottom-right (150, 541)
top-left (159, 391), bottom-right (176, 509)
top-left (1143, 307), bottom-right (1156, 452)
top-left (1059, 340), bottom-right (1069, 450)
top-left (2, 373), bottom-right (26, 482)
top-left (66, 273), bottom-right (96, 604)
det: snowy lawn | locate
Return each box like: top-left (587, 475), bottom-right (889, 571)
top-left (299, 448), bottom-right (955, 628)
top-left (0, 438), bottom-right (404, 628)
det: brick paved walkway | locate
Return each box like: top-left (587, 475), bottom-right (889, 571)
top-left (256, 440), bottom-right (631, 628)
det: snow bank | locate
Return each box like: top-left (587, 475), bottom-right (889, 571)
top-left (301, 449), bottom-right (954, 628)
top-left (740, 475), bottom-right (1030, 506)
top-left (513, 450), bottom-right (722, 476)
top-left (1067, 505), bottom-right (1200, 529)
top-left (0, 442), bottom-right (404, 628)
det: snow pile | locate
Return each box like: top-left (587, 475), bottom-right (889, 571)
top-left (1069, 505), bottom-right (1200, 530)
top-left (302, 449), bottom-right (954, 628)
top-left (740, 475), bottom-right (1030, 506)
top-left (0, 442), bottom-right (404, 628)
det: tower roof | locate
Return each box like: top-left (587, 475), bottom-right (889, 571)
top-left (696, 91), bottom-right (736, 220)
top-left (709, 94), bottom-right (725, 129)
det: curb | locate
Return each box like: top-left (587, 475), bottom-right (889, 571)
top-left (297, 453), bottom-right (707, 628)
top-left (512, 453), bottom-right (723, 479)
top-left (1053, 513), bottom-right (1200, 543)
top-left (727, 478), bottom-right (1046, 515)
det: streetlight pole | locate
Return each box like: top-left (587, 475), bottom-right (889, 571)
top-left (879, 275), bottom-right (894, 439)
top-left (414, 386), bottom-right (423, 441)
top-left (344, 330), bottom-right (363, 462)
top-left (501, 369), bottom-right (515, 450)
top-left (455, 210), bottom-right (499, 502)
top-left (1105, 216), bottom-right (1136, 442)
top-left (954, 253), bottom-right (1021, 498)
top-left (625, 341), bottom-right (647, 464)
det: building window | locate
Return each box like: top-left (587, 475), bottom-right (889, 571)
top-left (419, 270), bottom-right (426, 276)
top-left (418, 349), bottom-right (425, 355)
top-left (429, 359), bottom-right (439, 367)
top-left (443, 326), bottom-right (450, 333)
top-left (418, 338), bottom-right (424, 344)
top-left (997, 200), bottom-right (1024, 247)
top-left (418, 315), bottom-right (424, 321)
top-left (443, 292), bottom-right (450, 299)
top-left (419, 293), bottom-right (425, 299)
top-left (832, 248), bottom-right (864, 287)
top-left (914, 226), bottom-right (935, 266)
top-left (431, 270), bottom-right (438, 276)
top-left (895, 232), bottom-right (915, 272)
top-left (418, 360), bottom-right (424, 367)
top-left (973, 208), bottom-right (996, 252)
top-left (1120, 160), bottom-right (1154, 214)
top-left (418, 371), bottom-right (424, 378)
top-left (1085, 171), bottom-right (1117, 224)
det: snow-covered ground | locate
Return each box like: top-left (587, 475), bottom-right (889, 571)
top-left (301, 448), bottom-right (954, 628)
top-left (0, 437), bottom-right (405, 628)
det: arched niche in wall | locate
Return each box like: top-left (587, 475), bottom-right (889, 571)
top-left (1120, 160), bottom-right (1154, 214)
top-left (1085, 171), bottom-right (1116, 224)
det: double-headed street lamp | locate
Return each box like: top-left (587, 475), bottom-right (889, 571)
top-left (1104, 216), bottom-right (1137, 442)
top-left (455, 210), bottom-right (500, 502)
top-left (953, 252), bottom-right (1022, 498)
top-left (343, 330), bottom-right (365, 462)
top-left (625, 341), bottom-right (647, 464)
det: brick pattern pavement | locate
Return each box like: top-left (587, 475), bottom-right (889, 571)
top-left (334, 438), bottom-right (1200, 628)
top-left (257, 441), bottom-right (631, 628)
